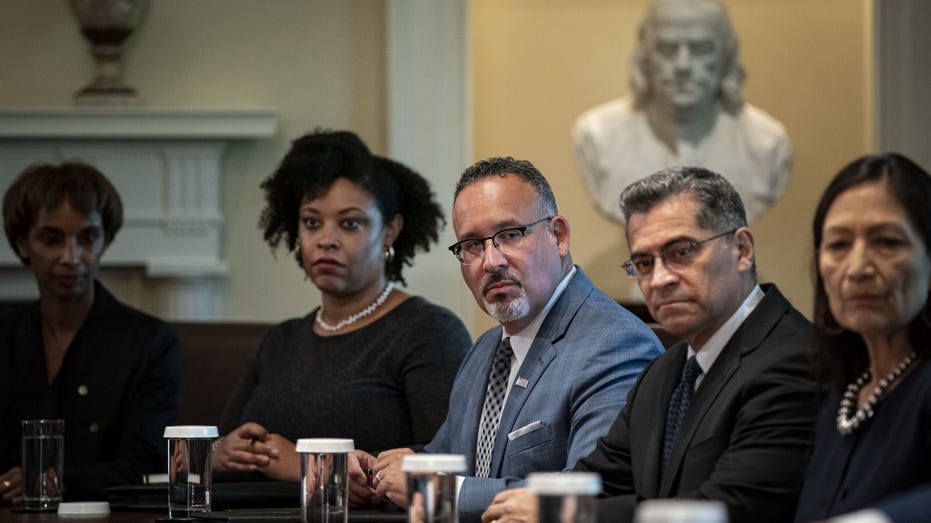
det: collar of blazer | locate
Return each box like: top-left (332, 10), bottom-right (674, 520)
top-left (658, 283), bottom-right (791, 494)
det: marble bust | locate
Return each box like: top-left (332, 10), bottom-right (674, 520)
top-left (573, 0), bottom-right (792, 224)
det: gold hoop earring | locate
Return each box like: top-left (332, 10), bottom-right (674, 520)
top-left (384, 245), bottom-right (395, 263)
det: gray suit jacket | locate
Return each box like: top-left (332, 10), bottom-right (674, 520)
top-left (576, 283), bottom-right (818, 523)
top-left (424, 267), bottom-right (663, 522)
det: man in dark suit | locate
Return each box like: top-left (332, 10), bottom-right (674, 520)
top-left (483, 166), bottom-right (817, 523)
top-left (348, 157), bottom-right (663, 522)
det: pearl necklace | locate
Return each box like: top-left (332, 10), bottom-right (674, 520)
top-left (316, 283), bottom-right (395, 332)
top-left (836, 350), bottom-right (917, 435)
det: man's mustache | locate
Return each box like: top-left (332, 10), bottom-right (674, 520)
top-left (482, 272), bottom-right (522, 295)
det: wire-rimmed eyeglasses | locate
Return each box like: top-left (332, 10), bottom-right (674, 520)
top-left (622, 229), bottom-right (737, 278)
top-left (448, 216), bottom-right (554, 264)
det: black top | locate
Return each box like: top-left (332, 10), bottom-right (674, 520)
top-left (219, 296), bottom-right (470, 452)
top-left (795, 357), bottom-right (931, 522)
top-left (0, 282), bottom-right (181, 500)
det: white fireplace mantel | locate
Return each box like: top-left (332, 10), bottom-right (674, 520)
top-left (0, 108), bottom-right (278, 320)
top-left (0, 108), bottom-right (278, 139)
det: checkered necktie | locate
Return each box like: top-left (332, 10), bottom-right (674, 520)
top-left (662, 356), bottom-right (702, 471)
top-left (474, 337), bottom-right (513, 478)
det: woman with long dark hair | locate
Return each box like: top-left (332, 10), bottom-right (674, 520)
top-left (796, 153), bottom-right (931, 522)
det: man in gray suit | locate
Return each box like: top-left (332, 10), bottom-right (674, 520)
top-left (348, 157), bottom-right (663, 522)
top-left (484, 167), bottom-right (816, 523)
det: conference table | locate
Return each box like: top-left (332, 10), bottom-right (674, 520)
top-left (0, 507), bottom-right (407, 522)
top-left (0, 481), bottom-right (406, 522)
top-left (1, 507), bottom-right (160, 522)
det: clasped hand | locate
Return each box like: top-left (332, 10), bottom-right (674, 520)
top-left (348, 447), bottom-right (414, 508)
top-left (211, 422), bottom-right (300, 482)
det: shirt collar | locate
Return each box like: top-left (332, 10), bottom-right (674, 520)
top-left (503, 266), bottom-right (577, 361)
top-left (688, 284), bottom-right (764, 375)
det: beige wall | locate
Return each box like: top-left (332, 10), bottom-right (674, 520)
top-left (469, 0), bottom-right (871, 333)
top-left (1, 0), bottom-right (875, 335)
top-left (0, 0), bottom-right (388, 322)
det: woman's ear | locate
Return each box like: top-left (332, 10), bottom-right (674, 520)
top-left (384, 214), bottom-right (403, 247)
top-left (16, 237), bottom-right (29, 261)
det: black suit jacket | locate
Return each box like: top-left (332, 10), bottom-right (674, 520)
top-left (0, 282), bottom-right (180, 500)
top-left (575, 284), bottom-right (817, 523)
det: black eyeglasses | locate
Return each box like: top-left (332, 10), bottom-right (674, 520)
top-left (622, 229), bottom-right (737, 277)
top-left (448, 217), bottom-right (554, 264)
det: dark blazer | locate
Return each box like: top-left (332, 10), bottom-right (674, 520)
top-left (794, 357), bottom-right (931, 523)
top-left (575, 284), bottom-right (818, 523)
top-left (425, 267), bottom-right (664, 523)
top-left (877, 486), bottom-right (931, 523)
top-left (0, 282), bottom-right (180, 500)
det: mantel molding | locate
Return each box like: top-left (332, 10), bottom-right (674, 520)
top-left (0, 108), bottom-right (278, 139)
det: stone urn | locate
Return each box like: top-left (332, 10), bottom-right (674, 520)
top-left (70, 0), bottom-right (149, 106)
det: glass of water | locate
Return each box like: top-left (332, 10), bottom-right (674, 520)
top-left (21, 419), bottom-right (65, 511)
top-left (164, 425), bottom-right (219, 519)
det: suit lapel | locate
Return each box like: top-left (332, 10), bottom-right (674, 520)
top-left (488, 339), bottom-right (557, 476)
top-left (658, 285), bottom-right (789, 495)
top-left (487, 268), bottom-right (592, 477)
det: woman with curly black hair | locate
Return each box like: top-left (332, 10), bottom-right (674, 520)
top-left (213, 130), bottom-right (470, 482)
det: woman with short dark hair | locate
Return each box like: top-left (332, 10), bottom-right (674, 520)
top-left (0, 162), bottom-right (180, 504)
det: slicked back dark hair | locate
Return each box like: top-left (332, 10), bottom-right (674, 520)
top-left (258, 129), bottom-right (444, 285)
top-left (619, 166), bottom-right (747, 235)
top-left (812, 153), bottom-right (931, 390)
top-left (619, 166), bottom-right (754, 278)
top-left (3, 162), bottom-right (123, 266)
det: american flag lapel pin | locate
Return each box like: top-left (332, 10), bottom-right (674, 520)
top-left (516, 377), bottom-right (529, 388)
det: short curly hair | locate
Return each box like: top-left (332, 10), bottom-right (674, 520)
top-left (3, 162), bottom-right (123, 266)
top-left (258, 129), bottom-right (445, 285)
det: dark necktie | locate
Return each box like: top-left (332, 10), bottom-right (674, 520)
top-left (474, 337), bottom-right (513, 478)
top-left (662, 355), bottom-right (702, 471)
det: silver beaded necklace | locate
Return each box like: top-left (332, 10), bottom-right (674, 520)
top-left (316, 283), bottom-right (396, 333)
top-left (836, 350), bottom-right (917, 436)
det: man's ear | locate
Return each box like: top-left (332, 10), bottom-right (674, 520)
top-left (551, 216), bottom-right (571, 257)
top-left (734, 227), bottom-right (755, 272)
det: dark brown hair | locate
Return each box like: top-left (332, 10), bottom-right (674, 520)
top-left (3, 162), bottom-right (123, 266)
top-left (812, 153), bottom-right (931, 389)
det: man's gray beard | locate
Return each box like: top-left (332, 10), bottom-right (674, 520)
top-left (484, 288), bottom-right (531, 324)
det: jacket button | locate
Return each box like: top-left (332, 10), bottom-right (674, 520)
top-left (89, 422), bottom-right (99, 433)
top-left (77, 385), bottom-right (89, 396)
